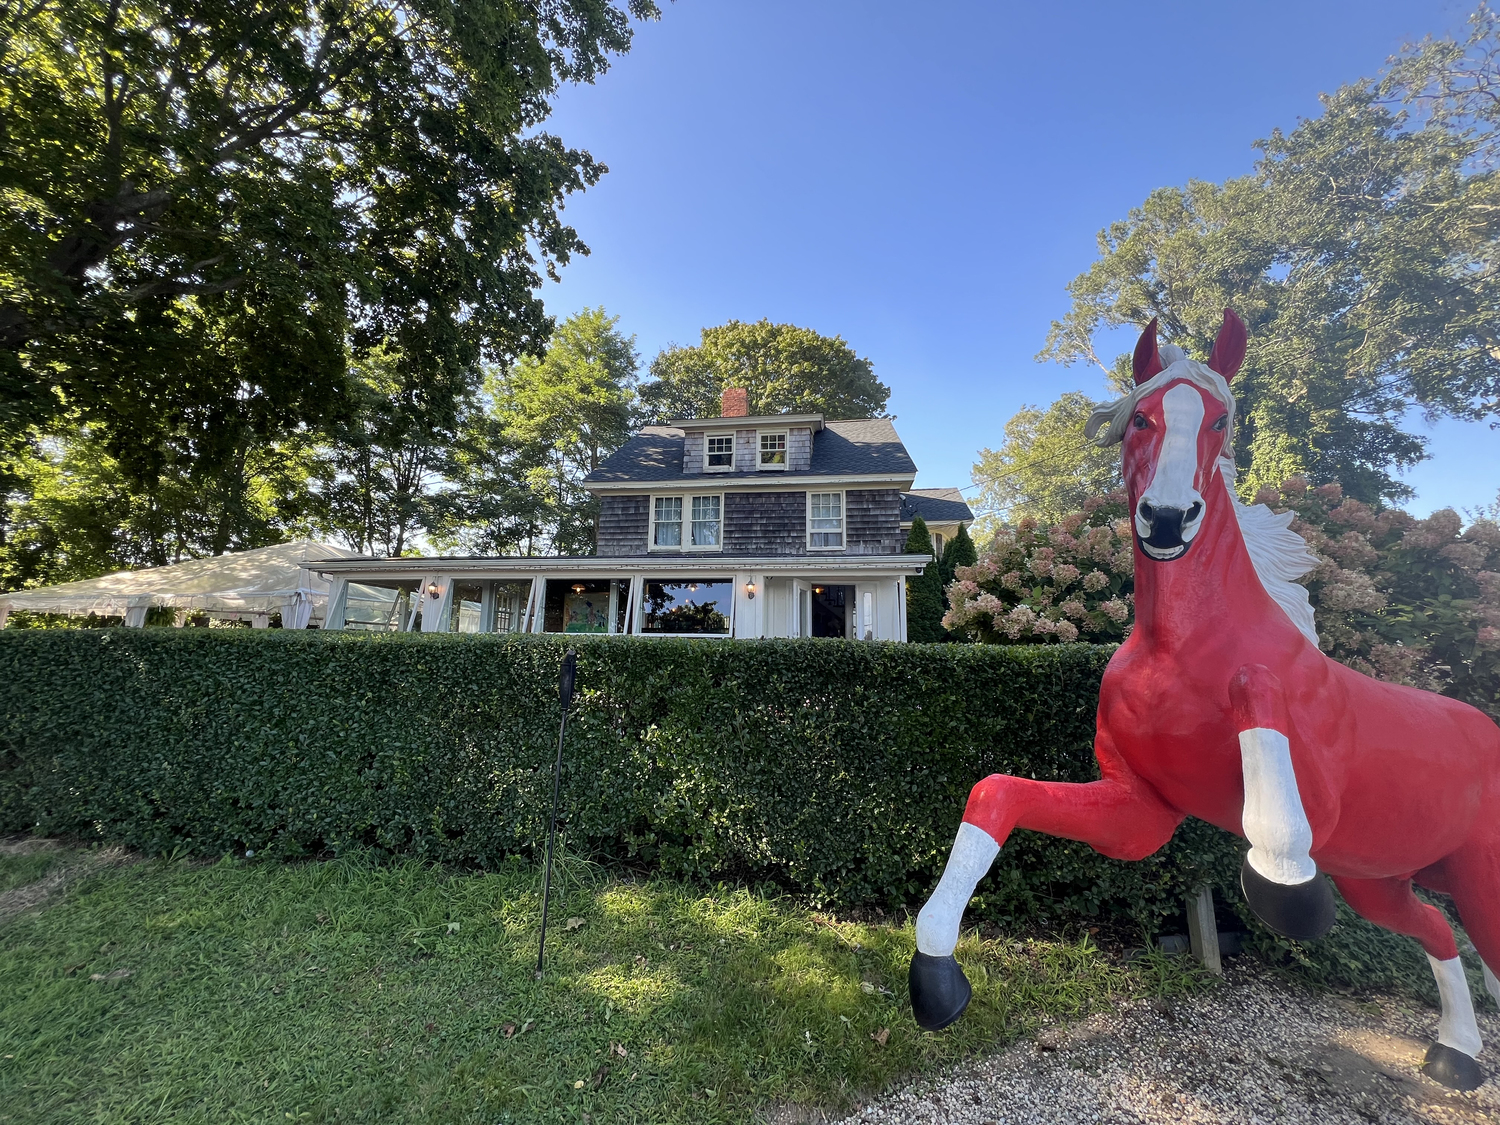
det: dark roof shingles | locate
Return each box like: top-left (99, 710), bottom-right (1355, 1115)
top-left (584, 419), bottom-right (916, 484)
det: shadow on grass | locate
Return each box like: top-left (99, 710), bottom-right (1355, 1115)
top-left (0, 844), bottom-right (1210, 1125)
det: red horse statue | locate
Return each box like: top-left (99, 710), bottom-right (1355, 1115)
top-left (909, 310), bottom-right (1500, 1090)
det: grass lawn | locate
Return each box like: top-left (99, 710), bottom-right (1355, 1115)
top-left (0, 842), bottom-right (1207, 1125)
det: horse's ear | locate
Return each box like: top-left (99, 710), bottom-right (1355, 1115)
top-left (1132, 317), bottom-right (1164, 385)
top-left (1208, 307), bottom-right (1247, 380)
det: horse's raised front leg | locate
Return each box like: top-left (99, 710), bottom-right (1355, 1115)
top-left (1229, 664), bottom-right (1337, 941)
top-left (909, 742), bottom-right (1182, 1031)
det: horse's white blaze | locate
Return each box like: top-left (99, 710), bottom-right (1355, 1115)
top-left (1430, 954), bottom-right (1484, 1057)
top-left (1137, 383), bottom-right (1207, 559)
top-left (915, 821), bottom-right (1000, 957)
top-left (1238, 727), bottom-right (1317, 885)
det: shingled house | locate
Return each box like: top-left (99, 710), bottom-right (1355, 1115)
top-left (313, 388), bottom-right (972, 640)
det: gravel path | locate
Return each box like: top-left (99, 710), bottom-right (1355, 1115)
top-left (834, 965), bottom-right (1500, 1125)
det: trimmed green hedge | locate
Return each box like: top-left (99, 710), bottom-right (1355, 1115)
top-left (0, 631), bottom-right (1241, 931)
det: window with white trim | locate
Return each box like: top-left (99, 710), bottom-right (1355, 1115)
top-left (691, 495), bottom-right (721, 547)
top-left (704, 433), bottom-right (734, 471)
top-left (758, 430), bottom-right (787, 468)
top-left (653, 496), bottom-right (682, 547)
top-left (808, 492), bottom-right (844, 549)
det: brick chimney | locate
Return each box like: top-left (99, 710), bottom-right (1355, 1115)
top-left (721, 386), bottom-right (750, 418)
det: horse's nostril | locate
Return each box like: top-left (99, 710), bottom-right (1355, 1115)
top-left (1187, 502), bottom-right (1202, 522)
top-left (1138, 501), bottom-right (1154, 522)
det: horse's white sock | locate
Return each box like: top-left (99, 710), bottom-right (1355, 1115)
top-left (1484, 961), bottom-right (1500, 1008)
top-left (1429, 954), bottom-right (1483, 1058)
top-left (1238, 727), bottom-right (1317, 885)
top-left (915, 821), bottom-right (999, 958)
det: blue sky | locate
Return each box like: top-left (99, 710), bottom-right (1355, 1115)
top-left (537, 0), bottom-right (1497, 517)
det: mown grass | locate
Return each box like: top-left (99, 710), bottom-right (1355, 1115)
top-left (0, 843), bottom-right (1208, 1125)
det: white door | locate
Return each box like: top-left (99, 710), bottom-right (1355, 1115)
top-left (792, 579), bottom-right (812, 638)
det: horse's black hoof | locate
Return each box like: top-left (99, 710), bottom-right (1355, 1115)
top-left (1423, 1042), bottom-right (1485, 1091)
top-left (908, 951), bottom-right (972, 1031)
top-left (1240, 857), bottom-right (1336, 941)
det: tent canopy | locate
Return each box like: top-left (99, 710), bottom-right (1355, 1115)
top-left (0, 539), bottom-right (366, 624)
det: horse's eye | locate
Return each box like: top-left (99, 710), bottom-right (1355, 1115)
top-left (1212, 414), bottom-right (1228, 432)
top-left (1132, 412), bottom-right (1148, 430)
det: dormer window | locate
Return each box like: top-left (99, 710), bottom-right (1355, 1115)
top-left (759, 431), bottom-right (787, 469)
top-left (704, 433), bottom-right (734, 471)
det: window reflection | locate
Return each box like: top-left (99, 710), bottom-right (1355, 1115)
top-left (344, 581), bottom-right (418, 632)
top-left (491, 580), bottom-right (531, 634)
top-left (451, 582), bottom-right (485, 633)
top-left (642, 579), bottom-right (732, 635)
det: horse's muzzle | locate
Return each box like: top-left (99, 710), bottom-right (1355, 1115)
top-left (1137, 502), bottom-right (1200, 561)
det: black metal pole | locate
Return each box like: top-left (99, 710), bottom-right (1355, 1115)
top-left (536, 647), bottom-right (577, 978)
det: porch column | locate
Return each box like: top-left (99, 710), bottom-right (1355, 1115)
top-left (419, 575), bottom-right (454, 633)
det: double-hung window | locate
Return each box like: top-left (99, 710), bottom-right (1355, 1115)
top-left (809, 492), bottom-right (844, 549)
top-left (691, 495), bottom-right (721, 547)
top-left (759, 431), bottom-right (787, 468)
top-left (653, 496), bottom-right (683, 547)
top-left (705, 434), bottom-right (734, 471)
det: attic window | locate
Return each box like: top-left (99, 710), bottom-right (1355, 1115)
top-left (705, 433), bottom-right (734, 471)
top-left (759, 431), bottom-right (787, 469)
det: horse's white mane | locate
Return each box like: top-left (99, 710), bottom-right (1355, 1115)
top-left (1085, 353), bottom-right (1322, 646)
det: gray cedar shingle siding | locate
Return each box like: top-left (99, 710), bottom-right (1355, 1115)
top-left (845, 488), bottom-right (903, 555)
top-left (682, 431), bottom-right (704, 475)
top-left (734, 429), bottom-right (757, 472)
top-left (788, 426), bottom-right (812, 472)
top-left (724, 491), bottom-right (808, 555)
top-left (597, 494), bottom-right (650, 556)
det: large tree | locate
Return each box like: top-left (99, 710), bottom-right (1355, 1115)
top-left (641, 320), bottom-right (890, 421)
top-left (484, 307), bottom-right (639, 555)
top-left (971, 392), bottom-right (1123, 533)
top-left (0, 0), bottom-right (656, 565)
top-left (1040, 7), bottom-right (1500, 503)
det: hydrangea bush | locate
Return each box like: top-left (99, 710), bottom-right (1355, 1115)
top-left (943, 491), bottom-right (1135, 644)
top-left (1257, 478), bottom-right (1500, 719)
top-left (945, 478), bottom-right (1500, 720)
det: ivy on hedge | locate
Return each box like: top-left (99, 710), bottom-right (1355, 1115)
top-left (0, 630), bottom-right (1243, 931)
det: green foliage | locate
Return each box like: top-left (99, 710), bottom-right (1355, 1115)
top-left (1040, 10), bottom-right (1500, 502)
top-left (938, 521), bottom-right (977, 590)
top-left (0, 845), bottom-right (1205, 1124)
top-left (482, 307), bottom-right (641, 555)
top-left (902, 517), bottom-right (946, 644)
top-left (641, 320), bottom-right (890, 422)
top-left (971, 392), bottom-right (1123, 533)
top-left (945, 494), bottom-right (1135, 645)
top-left (0, 631), bottom-right (1245, 933)
top-left (0, 0), bottom-right (654, 572)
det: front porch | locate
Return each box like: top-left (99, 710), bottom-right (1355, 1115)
top-left (313, 555), bottom-right (930, 641)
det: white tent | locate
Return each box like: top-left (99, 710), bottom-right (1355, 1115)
top-left (0, 539), bottom-right (368, 628)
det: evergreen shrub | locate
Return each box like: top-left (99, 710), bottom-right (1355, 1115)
top-left (0, 630), bottom-right (1241, 931)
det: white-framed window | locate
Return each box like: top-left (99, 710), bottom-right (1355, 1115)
top-left (758, 430), bottom-right (787, 469)
top-left (652, 496), bottom-right (683, 547)
top-left (704, 433), bottom-right (735, 472)
top-left (808, 491), bottom-right (845, 549)
top-left (651, 494), bottom-right (723, 550)
top-left (691, 494), bottom-right (721, 547)
top-left (932, 532), bottom-right (945, 556)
